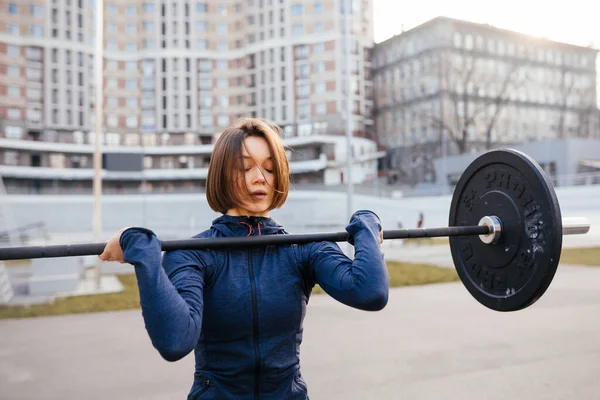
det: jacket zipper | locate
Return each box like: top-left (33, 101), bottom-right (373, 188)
top-left (248, 241), bottom-right (261, 399)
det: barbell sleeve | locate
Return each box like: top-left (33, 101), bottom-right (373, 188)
top-left (562, 217), bottom-right (590, 235)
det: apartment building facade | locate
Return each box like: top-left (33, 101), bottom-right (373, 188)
top-left (0, 0), bottom-right (381, 194)
top-left (372, 16), bottom-right (599, 185)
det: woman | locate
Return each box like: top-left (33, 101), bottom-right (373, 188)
top-left (99, 118), bottom-right (389, 400)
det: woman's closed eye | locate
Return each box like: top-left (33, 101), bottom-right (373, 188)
top-left (244, 165), bottom-right (272, 173)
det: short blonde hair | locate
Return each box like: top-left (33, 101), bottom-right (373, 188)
top-left (206, 118), bottom-right (290, 214)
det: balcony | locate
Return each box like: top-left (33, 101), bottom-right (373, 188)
top-left (0, 157), bottom-right (330, 181)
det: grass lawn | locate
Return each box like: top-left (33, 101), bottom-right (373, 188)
top-left (559, 246), bottom-right (600, 266)
top-left (0, 261), bottom-right (458, 320)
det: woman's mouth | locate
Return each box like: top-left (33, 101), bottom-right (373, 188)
top-left (251, 191), bottom-right (267, 200)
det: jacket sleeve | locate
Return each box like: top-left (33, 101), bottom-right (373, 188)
top-left (302, 210), bottom-right (389, 311)
top-left (120, 227), bottom-right (207, 362)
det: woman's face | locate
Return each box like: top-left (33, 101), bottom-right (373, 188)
top-left (226, 136), bottom-right (275, 217)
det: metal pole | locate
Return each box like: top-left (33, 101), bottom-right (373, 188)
top-left (93, 0), bottom-right (104, 289)
top-left (440, 50), bottom-right (447, 195)
top-left (344, 0), bottom-right (353, 221)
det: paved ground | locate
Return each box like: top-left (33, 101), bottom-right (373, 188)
top-left (2, 263), bottom-right (600, 400)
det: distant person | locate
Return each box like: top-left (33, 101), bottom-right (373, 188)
top-left (416, 212), bottom-right (425, 246)
top-left (417, 212), bottom-right (424, 229)
top-left (98, 118), bottom-right (389, 399)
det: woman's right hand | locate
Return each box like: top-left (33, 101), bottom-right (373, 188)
top-left (98, 227), bottom-right (131, 264)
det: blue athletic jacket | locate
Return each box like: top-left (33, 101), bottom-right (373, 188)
top-left (120, 210), bottom-right (389, 400)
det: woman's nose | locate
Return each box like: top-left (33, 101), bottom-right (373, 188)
top-left (251, 168), bottom-right (266, 183)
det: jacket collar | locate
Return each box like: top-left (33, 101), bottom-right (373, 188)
top-left (211, 214), bottom-right (286, 237)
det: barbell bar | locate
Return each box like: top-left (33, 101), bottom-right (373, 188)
top-left (0, 216), bottom-right (589, 262)
top-left (0, 148), bottom-right (593, 312)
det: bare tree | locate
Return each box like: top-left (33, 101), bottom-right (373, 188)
top-left (555, 66), bottom-right (578, 139)
top-left (554, 66), bottom-right (598, 139)
top-left (422, 50), bottom-right (521, 154)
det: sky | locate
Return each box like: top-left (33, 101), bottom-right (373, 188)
top-left (372, 0), bottom-right (600, 47)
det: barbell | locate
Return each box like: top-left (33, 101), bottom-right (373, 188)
top-left (0, 149), bottom-right (591, 312)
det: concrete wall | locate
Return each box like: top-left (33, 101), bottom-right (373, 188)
top-left (433, 139), bottom-right (600, 187)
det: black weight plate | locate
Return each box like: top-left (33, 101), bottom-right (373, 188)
top-left (448, 149), bottom-right (562, 312)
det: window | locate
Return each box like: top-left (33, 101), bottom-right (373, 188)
top-left (141, 114), bottom-right (155, 130)
top-left (107, 60), bottom-right (117, 70)
top-left (107, 77), bottom-right (117, 88)
top-left (108, 97), bottom-right (118, 108)
top-left (314, 3), bottom-right (322, 14)
top-left (217, 114), bottom-right (229, 126)
top-left (142, 94), bottom-right (155, 108)
top-left (142, 78), bottom-right (155, 90)
top-left (8, 3), bottom-right (17, 14)
top-left (200, 92), bottom-right (212, 107)
top-left (199, 60), bottom-right (211, 72)
top-left (4, 151), bottom-right (19, 165)
top-left (108, 22), bottom-right (117, 33)
top-left (291, 4), bottom-right (303, 16)
top-left (126, 96), bottom-right (137, 108)
top-left (196, 39), bottom-right (208, 50)
top-left (126, 42), bottom-right (137, 52)
top-left (126, 116), bottom-right (138, 128)
top-left (7, 66), bottom-right (19, 77)
top-left (292, 24), bottom-right (304, 37)
top-left (217, 5), bottom-right (227, 15)
top-left (199, 114), bottom-right (211, 127)
top-left (217, 77), bottom-right (228, 88)
top-left (126, 61), bottom-right (137, 72)
top-left (107, 115), bottom-right (118, 127)
top-left (7, 86), bottom-right (20, 98)
top-left (197, 2), bottom-right (207, 13)
top-left (7, 45), bottom-right (19, 57)
top-left (30, 5), bottom-right (43, 17)
top-left (126, 5), bottom-right (136, 16)
top-left (8, 24), bottom-right (19, 35)
top-left (316, 103), bottom-right (326, 115)
top-left (106, 133), bottom-right (120, 146)
top-left (125, 133), bottom-right (140, 146)
top-left (297, 84), bottom-right (309, 97)
top-left (144, 21), bottom-right (154, 32)
top-left (29, 25), bottom-right (44, 37)
top-left (196, 21), bottom-right (207, 32)
top-left (217, 40), bottom-right (228, 52)
top-left (5, 126), bottom-right (23, 139)
top-left (107, 41), bottom-right (118, 51)
top-left (7, 108), bottom-right (21, 120)
top-left (126, 79), bottom-right (137, 90)
top-left (49, 153), bottom-right (66, 169)
top-left (107, 4), bottom-right (117, 14)
top-left (126, 23), bottom-right (137, 35)
top-left (142, 60), bottom-right (154, 75)
top-left (143, 2), bottom-right (154, 13)
top-left (217, 23), bottom-right (227, 34)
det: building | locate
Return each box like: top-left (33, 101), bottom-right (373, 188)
top-left (372, 16), bottom-right (599, 185)
top-left (0, 0), bottom-right (381, 194)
